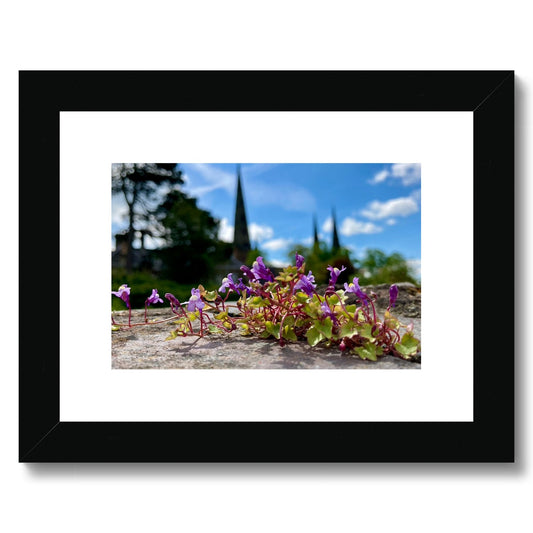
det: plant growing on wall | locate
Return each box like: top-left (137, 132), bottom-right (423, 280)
top-left (112, 253), bottom-right (420, 361)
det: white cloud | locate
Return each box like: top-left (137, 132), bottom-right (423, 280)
top-left (324, 216), bottom-right (382, 237)
top-left (386, 218), bottom-right (397, 226)
top-left (370, 163), bottom-right (421, 186)
top-left (184, 163), bottom-right (316, 213)
top-left (391, 163), bottom-right (421, 185)
top-left (112, 203), bottom-right (129, 225)
top-left (218, 218), bottom-right (276, 246)
top-left (262, 237), bottom-right (293, 251)
top-left (361, 195), bottom-right (419, 220)
top-left (269, 258), bottom-right (291, 268)
top-left (218, 218), bottom-right (234, 242)
top-left (322, 217), bottom-right (333, 233)
top-left (407, 258), bottom-right (422, 280)
top-left (184, 163), bottom-right (235, 196)
top-left (241, 163), bottom-right (280, 178)
top-left (339, 217), bottom-right (382, 236)
top-left (249, 223), bottom-right (274, 243)
top-left (372, 169), bottom-right (389, 184)
top-left (410, 188), bottom-right (422, 203)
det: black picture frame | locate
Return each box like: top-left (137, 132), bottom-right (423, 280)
top-left (19, 71), bottom-right (514, 462)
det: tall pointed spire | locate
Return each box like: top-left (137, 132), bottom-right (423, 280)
top-left (331, 208), bottom-right (341, 252)
top-left (233, 164), bottom-right (251, 264)
top-left (313, 214), bottom-right (320, 251)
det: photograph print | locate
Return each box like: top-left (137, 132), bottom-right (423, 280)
top-left (111, 163), bottom-right (421, 370)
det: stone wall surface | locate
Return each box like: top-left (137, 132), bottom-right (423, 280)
top-left (112, 287), bottom-right (421, 369)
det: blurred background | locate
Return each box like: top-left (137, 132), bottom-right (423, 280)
top-left (112, 163), bottom-right (421, 309)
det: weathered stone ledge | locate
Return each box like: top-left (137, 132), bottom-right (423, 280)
top-left (112, 308), bottom-right (421, 370)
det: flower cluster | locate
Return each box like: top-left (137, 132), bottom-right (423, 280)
top-left (112, 254), bottom-right (420, 361)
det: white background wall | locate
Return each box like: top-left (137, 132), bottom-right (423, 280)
top-left (1, 2), bottom-right (530, 532)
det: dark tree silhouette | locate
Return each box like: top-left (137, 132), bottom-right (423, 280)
top-left (112, 163), bottom-right (183, 271)
top-left (152, 189), bottom-right (232, 284)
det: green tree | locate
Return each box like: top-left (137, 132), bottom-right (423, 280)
top-left (153, 189), bottom-right (232, 284)
top-left (112, 163), bottom-right (184, 272)
top-left (288, 245), bottom-right (418, 286)
top-left (358, 249), bottom-right (418, 285)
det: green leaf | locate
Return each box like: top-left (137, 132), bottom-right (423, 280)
top-left (335, 289), bottom-right (348, 303)
top-left (384, 310), bottom-right (399, 330)
top-left (238, 323), bottom-right (252, 336)
top-left (394, 332), bottom-right (420, 358)
top-left (338, 322), bottom-right (357, 339)
top-left (314, 317), bottom-right (333, 339)
top-left (311, 293), bottom-right (322, 305)
top-left (248, 296), bottom-right (268, 308)
top-left (282, 325), bottom-right (298, 341)
top-left (295, 291), bottom-right (310, 304)
top-left (208, 324), bottom-right (223, 334)
top-left (359, 323), bottom-right (377, 341)
top-left (283, 315), bottom-right (295, 328)
top-left (265, 321), bottom-right (281, 339)
top-left (353, 342), bottom-right (383, 361)
top-left (215, 311), bottom-right (228, 320)
top-left (275, 272), bottom-right (295, 282)
top-left (188, 311), bottom-right (199, 321)
top-left (306, 326), bottom-right (325, 347)
top-left (165, 330), bottom-right (179, 341)
top-left (327, 294), bottom-right (339, 305)
top-left (303, 302), bottom-right (319, 318)
top-left (111, 325), bottom-right (120, 331)
top-left (205, 290), bottom-right (218, 301)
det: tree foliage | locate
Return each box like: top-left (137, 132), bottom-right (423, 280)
top-left (112, 163), bottom-right (184, 271)
top-left (288, 244), bottom-right (418, 286)
top-left (358, 248), bottom-right (418, 285)
top-left (152, 189), bottom-right (232, 284)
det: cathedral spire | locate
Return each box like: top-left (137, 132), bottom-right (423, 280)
top-left (331, 208), bottom-right (341, 252)
top-left (313, 214), bottom-right (320, 251)
top-left (233, 164), bottom-right (251, 264)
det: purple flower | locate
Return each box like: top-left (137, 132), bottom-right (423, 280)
top-left (165, 292), bottom-right (182, 313)
top-left (236, 278), bottom-right (253, 296)
top-left (389, 284), bottom-right (399, 308)
top-left (145, 289), bottom-right (163, 306)
top-left (240, 264), bottom-right (255, 279)
top-left (320, 301), bottom-right (338, 323)
top-left (327, 265), bottom-right (346, 286)
top-left (111, 284), bottom-right (131, 308)
top-left (344, 277), bottom-right (369, 305)
top-left (187, 288), bottom-right (205, 312)
top-left (295, 252), bottom-right (305, 269)
top-left (165, 292), bottom-right (180, 307)
top-left (251, 256), bottom-right (274, 282)
top-left (219, 273), bottom-right (238, 293)
top-left (294, 271), bottom-right (316, 296)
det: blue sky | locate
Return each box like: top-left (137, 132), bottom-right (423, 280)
top-left (112, 163), bottom-right (421, 278)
